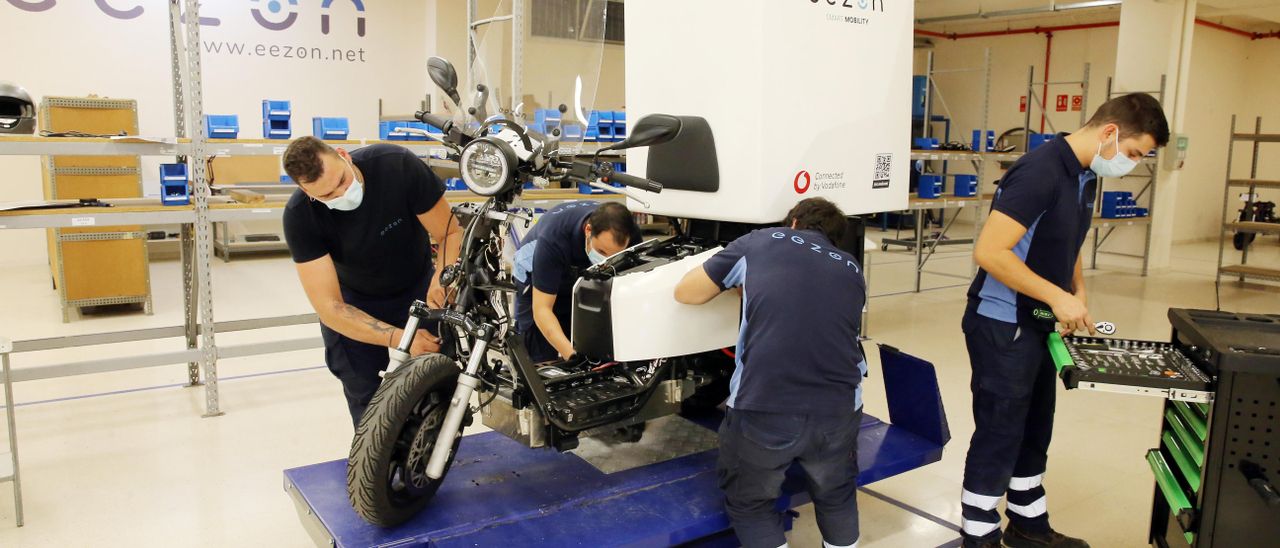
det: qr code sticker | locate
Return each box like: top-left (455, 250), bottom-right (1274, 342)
top-left (872, 153), bottom-right (892, 189)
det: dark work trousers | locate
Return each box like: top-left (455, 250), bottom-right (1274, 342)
top-left (959, 311), bottom-right (1056, 544)
top-left (717, 407), bottom-right (863, 548)
top-left (320, 270), bottom-right (433, 428)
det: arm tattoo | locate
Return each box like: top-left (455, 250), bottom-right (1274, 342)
top-left (333, 302), bottom-right (395, 334)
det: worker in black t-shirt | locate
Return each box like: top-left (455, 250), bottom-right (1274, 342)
top-left (281, 137), bottom-right (462, 427)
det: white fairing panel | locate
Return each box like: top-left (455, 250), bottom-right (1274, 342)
top-left (608, 247), bottom-right (741, 362)
top-left (624, 0), bottom-right (913, 222)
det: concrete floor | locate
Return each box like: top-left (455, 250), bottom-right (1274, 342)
top-left (0, 230), bottom-right (1276, 547)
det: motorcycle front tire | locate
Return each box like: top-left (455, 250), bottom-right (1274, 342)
top-left (1234, 231), bottom-right (1256, 251)
top-left (347, 353), bottom-right (470, 528)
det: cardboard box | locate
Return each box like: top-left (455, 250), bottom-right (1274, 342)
top-left (210, 155), bottom-right (282, 185)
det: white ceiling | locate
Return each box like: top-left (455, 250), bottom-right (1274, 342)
top-left (915, 0), bottom-right (1280, 34)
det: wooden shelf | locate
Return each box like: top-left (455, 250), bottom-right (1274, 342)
top-left (1227, 179), bottom-right (1280, 189)
top-left (1220, 264), bottom-right (1280, 282)
top-left (1093, 216), bottom-right (1151, 228)
top-left (1232, 133), bottom-right (1280, 143)
top-left (1226, 222), bottom-right (1280, 235)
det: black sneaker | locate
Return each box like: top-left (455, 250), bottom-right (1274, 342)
top-left (962, 539), bottom-right (1002, 548)
top-left (1002, 523), bottom-right (1089, 548)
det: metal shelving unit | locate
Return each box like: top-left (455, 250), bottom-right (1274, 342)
top-left (1020, 63), bottom-right (1091, 151)
top-left (0, 2), bottom-right (632, 527)
top-left (881, 49), bottom-right (993, 294)
top-left (1216, 116), bottom-right (1280, 287)
top-left (0, 336), bottom-right (20, 527)
top-left (1086, 77), bottom-right (1166, 276)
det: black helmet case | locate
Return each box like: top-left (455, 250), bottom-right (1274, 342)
top-left (0, 82), bottom-right (36, 134)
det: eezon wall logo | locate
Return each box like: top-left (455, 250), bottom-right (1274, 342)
top-left (808, 0), bottom-right (885, 11)
top-left (5, 0), bottom-right (368, 36)
top-left (794, 171), bottom-right (811, 194)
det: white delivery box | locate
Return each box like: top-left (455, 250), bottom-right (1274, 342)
top-left (625, 0), bottom-right (912, 222)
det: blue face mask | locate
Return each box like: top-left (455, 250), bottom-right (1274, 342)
top-left (321, 157), bottom-right (364, 211)
top-left (586, 234), bottom-right (608, 265)
top-left (1091, 130), bottom-right (1138, 179)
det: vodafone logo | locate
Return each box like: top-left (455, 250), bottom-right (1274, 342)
top-left (793, 170), bottom-right (811, 194)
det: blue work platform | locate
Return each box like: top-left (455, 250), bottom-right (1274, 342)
top-left (284, 345), bottom-right (949, 547)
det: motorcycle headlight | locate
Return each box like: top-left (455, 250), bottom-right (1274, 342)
top-left (459, 137), bottom-right (517, 196)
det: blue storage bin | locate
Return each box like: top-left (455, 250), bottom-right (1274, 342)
top-left (379, 120), bottom-right (415, 141)
top-left (262, 100), bottom-right (291, 119)
top-left (613, 111), bottom-right (626, 140)
top-left (1028, 133), bottom-right (1056, 151)
top-left (312, 117), bottom-right (350, 140)
top-left (971, 130), bottom-right (995, 152)
top-left (1101, 191), bottom-right (1135, 218)
top-left (444, 177), bottom-right (467, 191)
top-left (578, 182), bottom-right (620, 194)
top-left (205, 115), bottom-right (239, 139)
top-left (561, 123), bottom-right (584, 142)
top-left (262, 100), bottom-right (292, 139)
top-left (917, 174), bottom-right (944, 199)
top-left (535, 109), bottom-right (562, 129)
top-left (159, 163), bottom-right (189, 206)
top-left (954, 174), bottom-right (978, 197)
top-left (912, 75), bottom-right (928, 119)
top-left (913, 137), bottom-right (939, 150)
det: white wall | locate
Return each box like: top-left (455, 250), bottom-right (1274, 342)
top-left (917, 27), bottom-right (1118, 148)
top-left (0, 0), bottom-right (437, 267)
top-left (1242, 39), bottom-right (1280, 182)
top-left (1173, 26), bottom-right (1252, 243)
top-left (915, 27), bottom-right (1119, 225)
top-left (920, 24), bottom-right (1280, 247)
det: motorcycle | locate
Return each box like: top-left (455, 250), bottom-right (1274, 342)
top-left (1233, 199), bottom-right (1277, 251)
top-left (344, 55), bottom-right (741, 527)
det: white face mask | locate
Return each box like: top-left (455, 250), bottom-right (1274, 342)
top-left (1091, 130), bottom-right (1138, 178)
top-left (320, 157), bottom-right (364, 211)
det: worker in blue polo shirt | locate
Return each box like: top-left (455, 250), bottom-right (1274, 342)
top-left (513, 200), bottom-right (642, 362)
top-left (959, 94), bottom-right (1169, 548)
top-left (675, 197), bottom-right (866, 548)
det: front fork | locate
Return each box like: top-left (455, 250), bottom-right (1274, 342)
top-left (385, 301), bottom-right (494, 480)
top-left (426, 334), bottom-right (489, 479)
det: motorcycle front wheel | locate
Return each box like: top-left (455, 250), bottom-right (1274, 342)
top-left (347, 353), bottom-right (470, 527)
top-left (1234, 231), bottom-right (1256, 251)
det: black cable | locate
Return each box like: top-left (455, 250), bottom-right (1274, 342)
top-left (1215, 279), bottom-right (1222, 312)
top-left (39, 130), bottom-right (126, 138)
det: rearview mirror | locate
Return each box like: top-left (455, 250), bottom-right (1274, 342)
top-left (604, 114), bottom-right (682, 152)
top-left (428, 56), bottom-right (462, 107)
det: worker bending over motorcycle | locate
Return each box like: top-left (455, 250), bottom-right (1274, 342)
top-left (281, 137), bottom-right (462, 427)
top-left (675, 197), bottom-right (867, 548)
top-left (512, 200), bottom-right (642, 362)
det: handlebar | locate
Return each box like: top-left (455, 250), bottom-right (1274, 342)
top-left (414, 111), bottom-right (453, 134)
top-left (564, 160), bottom-right (661, 194)
top-left (604, 170), bottom-right (663, 194)
top-left (415, 111), bottom-right (473, 148)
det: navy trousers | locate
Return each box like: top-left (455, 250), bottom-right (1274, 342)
top-left (959, 311), bottom-right (1056, 544)
top-left (717, 407), bottom-right (863, 548)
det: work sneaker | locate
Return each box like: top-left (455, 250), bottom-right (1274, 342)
top-left (1002, 523), bottom-right (1089, 548)
top-left (962, 539), bottom-right (1001, 548)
